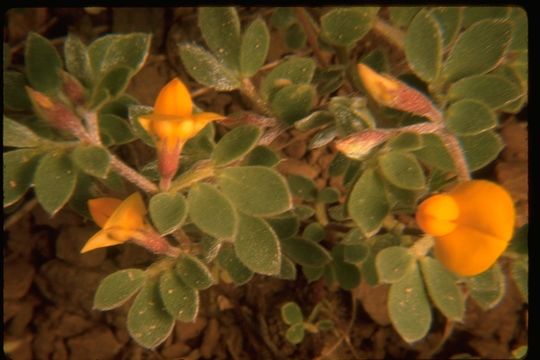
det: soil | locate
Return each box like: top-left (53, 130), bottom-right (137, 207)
top-left (4, 7), bottom-right (528, 360)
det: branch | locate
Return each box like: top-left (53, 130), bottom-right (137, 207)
top-left (438, 130), bottom-right (472, 182)
top-left (294, 7), bottom-right (329, 67)
top-left (372, 18), bottom-right (405, 51)
top-left (109, 154), bottom-right (159, 194)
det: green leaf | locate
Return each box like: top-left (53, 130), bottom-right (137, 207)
top-left (218, 166), bottom-right (292, 216)
top-left (98, 113), bottom-right (135, 145)
top-left (309, 126), bottom-right (337, 150)
top-left (389, 7), bottom-right (421, 28)
top-left (508, 7), bottom-right (527, 51)
top-left (461, 7), bottom-right (510, 28)
top-left (281, 237), bottom-right (331, 268)
top-left (348, 169), bottom-right (390, 236)
top-left (414, 134), bottom-right (455, 171)
top-left (405, 10), bottom-right (443, 82)
top-left (178, 43), bottom-right (240, 91)
top-left (317, 187), bottom-right (340, 204)
top-left (419, 257), bottom-right (465, 321)
top-left (240, 18), bottom-right (270, 76)
top-left (93, 269), bottom-right (146, 310)
top-left (88, 35), bottom-right (116, 75)
top-left (25, 32), bottom-right (62, 94)
top-left (293, 205), bottom-right (315, 221)
top-left (285, 323), bottom-right (305, 344)
top-left (284, 23), bottom-right (307, 49)
top-left (128, 280), bottom-right (175, 349)
top-left (343, 243), bottom-right (368, 263)
top-left (328, 152), bottom-right (351, 177)
top-left (506, 224), bottom-right (528, 255)
top-left (467, 263), bottom-right (506, 310)
top-left (243, 145), bottom-right (280, 167)
top-left (261, 57), bottom-right (316, 100)
top-left (175, 254), bottom-right (214, 290)
top-left (198, 7), bottom-right (241, 70)
top-left (234, 214), bottom-right (281, 275)
top-left (316, 320), bottom-right (335, 332)
top-left (71, 145), bottom-right (110, 178)
top-left (3, 116), bottom-right (46, 148)
top-left (270, 8), bottom-right (296, 29)
top-left (279, 256), bottom-right (297, 280)
top-left (430, 7), bottom-right (463, 48)
top-left (303, 223), bottom-right (326, 243)
top-left (149, 192), bottom-right (187, 235)
top-left (445, 99), bottom-right (497, 136)
top-left (217, 243), bottom-right (254, 285)
top-left (212, 125), bottom-right (262, 166)
top-left (188, 183), bottom-right (237, 239)
top-left (332, 248), bottom-right (362, 290)
top-left (281, 302), bottom-right (303, 325)
top-left (266, 213), bottom-right (300, 240)
top-left (271, 84), bottom-right (315, 125)
top-left (302, 265), bottom-right (325, 283)
top-left (511, 259), bottom-right (528, 303)
top-left (64, 33), bottom-right (93, 86)
top-left (443, 19), bottom-right (512, 82)
top-left (158, 270), bottom-right (199, 322)
top-left (321, 7), bottom-right (379, 47)
top-left (89, 66), bottom-right (132, 108)
top-left (360, 49), bottom-right (390, 74)
top-left (388, 264), bottom-right (432, 343)
top-left (287, 174), bottom-right (317, 201)
top-left (448, 74), bottom-right (522, 111)
top-left (295, 110), bottom-right (334, 132)
top-left (459, 130), bottom-right (503, 171)
top-left (494, 65), bottom-right (527, 114)
top-left (512, 345), bottom-right (528, 360)
top-left (384, 182), bottom-right (418, 213)
top-left (378, 151), bottom-right (426, 190)
top-left (386, 132), bottom-right (423, 151)
top-left (96, 33), bottom-right (151, 75)
top-left (4, 71), bottom-right (32, 110)
top-left (34, 152), bottom-right (77, 215)
top-left (127, 105), bottom-right (154, 145)
top-left (342, 228), bottom-right (365, 245)
top-left (3, 149), bottom-right (41, 207)
top-left (375, 246), bottom-right (416, 283)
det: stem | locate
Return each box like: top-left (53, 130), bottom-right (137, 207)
top-left (82, 110), bottom-right (102, 144)
top-left (438, 130), bottom-right (472, 182)
top-left (410, 235), bottom-right (435, 258)
top-left (315, 201), bottom-right (329, 226)
top-left (373, 18), bottom-right (405, 51)
top-left (240, 79), bottom-right (272, 116)
top-left (109, 154), bottom-right (159, 194)
top-left (294, 7), bottom-right (329, 67)
top-left (169, 161), bottom-right (215, 192)
top-left (334, 46), bottom-right (355, 93)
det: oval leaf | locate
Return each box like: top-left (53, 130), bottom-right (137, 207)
top-left (281, 302), bottom-right (303, 325)
top-left (158, 270), bottom-right (199, 322)
top-left (212, 125), bottom-right (262, 166)
top-left (3, 116), bottom-right (45, 148)
top-left (128, 280), bottom-right (175, 349)
top-left (445, 99), bottom-right (497, 136)
top-left (285, 323), bottom-right (305, 344)
top-left (266, 213), bottom-right (300, 240)
top-left (348, 169), bottom-right (390, 236)
top-left (333, 260), bottom-right (361, 290)
top-left (430, 7), bottom-right (463, 48)
top-left (303, 223), bottom-right (326, 243)
top-left (413, 134), bottom-right (455, 171)
top-left (243, 145), bottom-right (280, 167)
top-left (149, 192), bottom-right (187, 235)
top-left (71, 145), bottom-right (111, 178)
top-left (378, 151), bottom-right (426, 190)
top-left (281, 237), bottom-right (331, 268)
top-left (218, 166), bottom-right (292, 216)
top-left (405, 10), bottom-right (443, 82)
top-left (278, 256), bottom-right (297, 280)
top-left (240, 18), bottom-right (270, 76)
top-left (467, 263), bottom-right (506, 310)
top-left (375, 246), bottom-right (416, 284)
top-left (198, 7), bottom-right (241, 70)
top-left (64, 33), bottom-right (93, 86)
top-left (386, 132), bottom-right (422, 151)
top-left (388, 264), bottom-right (432, 343)
top-left (93, 269), bottom-right (146, 310)
top-left (261, 57), bottom-right (316, 100)
top-left (389, 7), bottom-right (421, 28)
top-left (321, 7), bottom-right (379, 47)
top-left (217, 243), bottom-right (253, 285)
top-left (25, 32), bottom-right (62, 94)
top-left (459, 130), bottom-right (503, 171)
top-left (419, 257), bottom-right (465, 321)
top-left (234, 214), bottom-right (281, 275)
top-left (179, 43), bottom-right (240, 91)
top-left (287, 174), bottom-right (317, 201)
top-left (188, 183), bottom-right (238, 239)
top-left (3, 149), bottom-right (41, 206)
top-left (34, 152), bottom-right (77, 215)
top-left (175, 254), bottom-right (214, 290)
top-left (97, 33), bottom-right (151, 75)
top-left (443, 19), bottom-right (512, 82)
top-left (4, 72), bottom-right (32, 110)
top-left (271, 84), bottom-right (315, 125)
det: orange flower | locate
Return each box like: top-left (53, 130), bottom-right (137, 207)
top-left (139, 78), bottom-right (225, 189)
top-left (81, 193), bottom-right (179, 256)
top-left (416, 180), bottom-right (515, 276)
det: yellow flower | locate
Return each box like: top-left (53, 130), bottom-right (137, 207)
top-left (357, 63), bottom-right (400, 105)
top-left (416, 180), bottom-right (515, 276)
top-left (81, 193), bottom-right (148, 253)
top-left (139, 78), bottom-right (224, 151)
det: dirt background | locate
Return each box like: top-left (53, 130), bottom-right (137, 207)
top-left (4, 7), bottom-right (528, 359)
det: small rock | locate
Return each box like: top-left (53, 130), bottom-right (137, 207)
top-left (8, 300), bottom-right (35, 336)
top-left (4, 257), bottom-right (35, 300)
top-left (176, 316), bottom-right (207, 342)
top-left (3, 300), bottom-right (21, 323)
top-left (56, 226), bottom-right (106, 268)
top-left (277, 158), bottom-right (320, 179)
top-left (52, 339), bottom-right (68, 360)
top-left (354, 281), bottom-right (391, 326)
top-left (67, 328), bottom-right (122, 360)
top-left (56, 312), bottom-right (93, 338)
top-left (115, 243), bottom-right (155, 268)
top-left (284, 140), bottom-right (307, 159)
top-left (33, 206), bottom-right (82, 229)
top-left (200, 318), bottom-right (220, 359)
top-left (161, 343), bottom-right (191, 358)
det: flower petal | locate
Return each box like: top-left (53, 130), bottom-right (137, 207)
top-left (103, 193), bottom-right (147, 231)
top-left (416, 194), bottom-right (459, 236)
top-left (357, 63), bottom-right (399, 105)
top-left (88, 198), bottom-right (123, 228)
top-left (154, 78), bottom-right (192, 117)
top-left (434, 226), bottom-right (509, 276)
top-left (80, 228), bottom-right (128, 253)
top-left (449, 180), bottom-right (515, 241)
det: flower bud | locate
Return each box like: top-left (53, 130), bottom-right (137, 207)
top-left (335, 129), bottom-right (392, 160)
top-left (59, 70), bottom-right (86, 106)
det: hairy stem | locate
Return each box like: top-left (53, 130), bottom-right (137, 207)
top-left (240, 79), bottom-right (272, 116)
top-left (294, 7), bottom-right (329, 67)
top-left (410, 235), bottom-right (435, 258)
top-left (373, 18), bottom-right (405, 51)
top-left (82, 110), bottom-right (102, 144)
top-left (438, 130), bottom-right (472, 182)
top-left (109, 154), bottom-right (159, 194)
